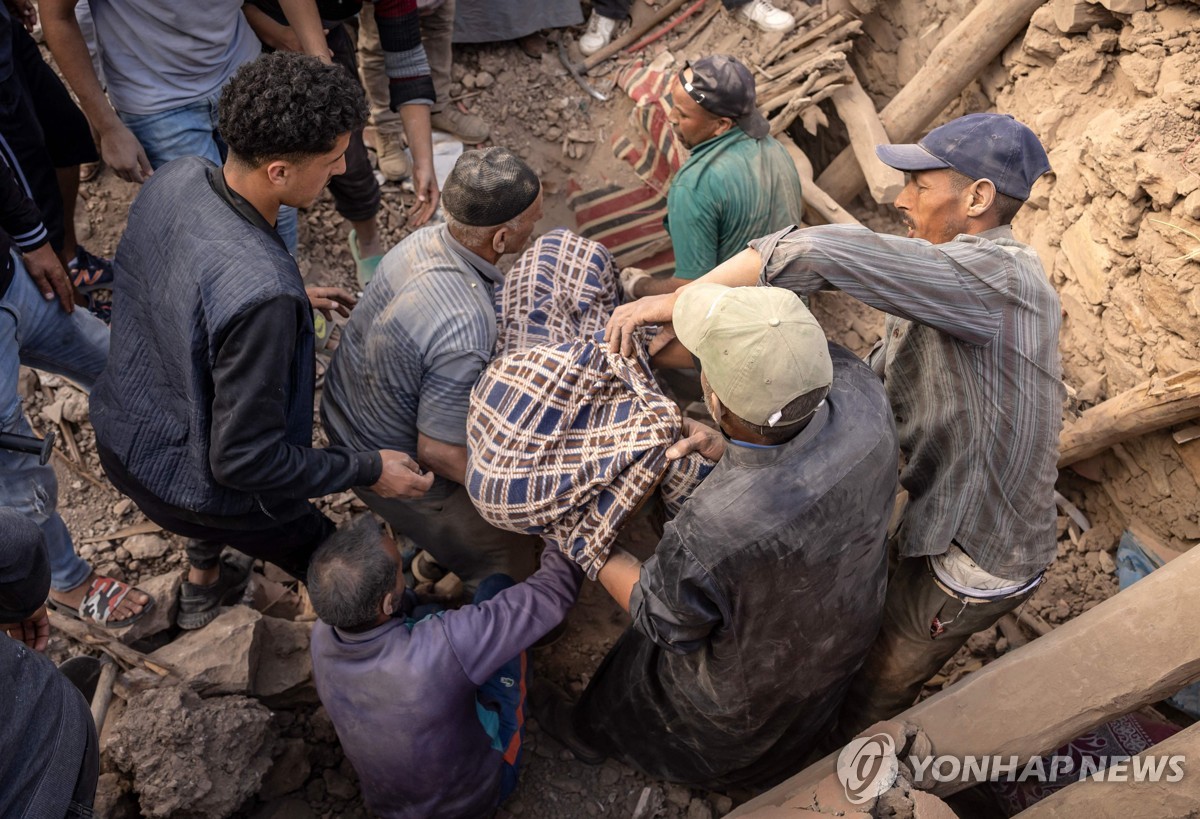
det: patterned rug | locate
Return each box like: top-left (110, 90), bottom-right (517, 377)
top-left (568, 55), bottom-right (685, 278)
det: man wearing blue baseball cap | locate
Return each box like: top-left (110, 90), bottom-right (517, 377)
top-left (605, 113), bottom-right (1065, 738)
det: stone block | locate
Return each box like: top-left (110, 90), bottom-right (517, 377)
top-left (107, 685), bottom-right (276, 819)
top-left (253, 615), bottom-right (317, 706)
top-left (115, 570), bottom-right (182, 645)
top-left (1061, 213), bottom-right (1115, 305)
top-left (260, 738), bottom-right (311, 800)
top-left (124, 534), bottom-right (170, 561)
top-left (150, 605), bottom-right (263, 696)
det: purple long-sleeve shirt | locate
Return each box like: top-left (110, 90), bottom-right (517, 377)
top-left (310, 546), bottom-right (583, 819)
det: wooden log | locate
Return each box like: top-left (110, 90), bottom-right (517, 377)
top-left (1014, 722), bottom-right (1200, 817)
top-left (729, 543), bottom-right (1200, 813)
top-left (831, 73), bottom-right (905, 204)
top-left (1053, 0), bottom-right (1116, 33)
top-left (815, 0), bottom-right (1046, 206)
top-left (48, 609), bottom-right (180, 681)
top-left (1096, 0), bottom-right (1145, 11)
top-left (90, 657), bottom-right (119, 732)
top-left (775, 135), bottom-right (860, 227)
top-left (1058, 369), bottom-right (1200, 467)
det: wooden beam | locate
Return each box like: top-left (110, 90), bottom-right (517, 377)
top-left (729, 543), bottom-right (1200, 813)
top-left (1015, 722), bottom-right (1200, 817)
top-left (815, 0), bottom-right (1045, 206)
top-left (831, 74), bottom-right (904, 204)
top-left (775, 134), bottom-right (861, 227)
top-left (1059, 369), bottom-right (1200, 468)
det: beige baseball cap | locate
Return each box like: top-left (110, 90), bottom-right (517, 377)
top-left (673, 283), bottom-right (832, 426)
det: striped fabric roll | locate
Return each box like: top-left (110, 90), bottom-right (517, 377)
top-left (466, 230), bottom-right (713, 577)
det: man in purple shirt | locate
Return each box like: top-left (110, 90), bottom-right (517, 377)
top-left (308, 516), bottom-right (583, 818)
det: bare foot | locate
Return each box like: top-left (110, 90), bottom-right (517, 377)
top-left (50, 572), bottom-right (150, 625)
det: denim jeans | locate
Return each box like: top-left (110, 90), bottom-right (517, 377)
top-left (120, 95), bottom-right (299, 253)
top-left (0, 253), bottom-right (109, 591)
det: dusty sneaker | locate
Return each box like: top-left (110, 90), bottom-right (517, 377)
top-left (735, 0), bottom-right (795, 32)
top-left (374, 125), bottom-right (411, 182)
top-left (430, 107), bottom-right (490, 144)
top-left (177, 551), bottom-right (253, 630)
top-left (579, 11), bottom-right (619, 57)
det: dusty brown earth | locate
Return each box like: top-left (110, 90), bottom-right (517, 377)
top-left (28, 0), bottom-right (1200, 816)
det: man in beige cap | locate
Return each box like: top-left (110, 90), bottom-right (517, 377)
top-left (535, 285), bottom-right (898, 789)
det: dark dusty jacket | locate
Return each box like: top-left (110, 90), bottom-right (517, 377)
top-left (576, 343), bottom-right (899, 790)
top-left (310, 547), bottom-right (583, 819)
top-left (91, 157), bottom-right (379, 525)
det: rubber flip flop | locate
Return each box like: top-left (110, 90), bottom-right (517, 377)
top-left (349, 229), bottom-right (383, 289)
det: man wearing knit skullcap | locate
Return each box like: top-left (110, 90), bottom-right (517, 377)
top-left (323, 147), bottom-right (551, 590)
top-left (0, 508), bottom-right (100, 817)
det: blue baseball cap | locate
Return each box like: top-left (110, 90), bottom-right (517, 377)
top-left (875, 113), bottom-right (1050, 201)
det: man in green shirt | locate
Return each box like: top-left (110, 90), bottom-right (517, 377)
top-left (621, 55), bottom-right (805, 299)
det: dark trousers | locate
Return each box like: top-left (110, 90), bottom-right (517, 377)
top-left (835, 556), bottom-right (1037, 741)
top-left (594, 0), bottom-right (748, 19)
top-left (325, 24), bottom-right (381, 223)
top-left (178, 507), bottom-right (335, 582)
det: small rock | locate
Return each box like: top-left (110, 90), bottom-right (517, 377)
top-left (599, 763), bottom-right (621, 787)
top-left (462, 73), bottom-right (477, 90)
top-left (323, 767), bottom-right (358, 801)
top-left (124, 534), bottom-right (170, 561)
top-left (687, 798), bottom-right (714, 819)
top-left (549, 776), bottom-right (582, 794)
top-left (261, 738), bottom-right (311, 799)
top-left (545, 125), bottom-right (563, 141)
top-left (666, 784), bottom-right (691, 808)
top-left (304, 777), bottom-right (327, 803)
top-left (1099, 551), bottom-right (1116, 575)
top-left (114, 546), bottom-right (131, 562)
top-left (113, 498), bottom-right (134, 517)
top-left (708, 793), bottom-right (733, 815)
top-left (474, 70), bottom-right (495, 88)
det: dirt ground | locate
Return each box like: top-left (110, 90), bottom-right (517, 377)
top-left (28, 2), bottom-right (1181, 817)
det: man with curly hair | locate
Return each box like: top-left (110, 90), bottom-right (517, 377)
top-left (91, 54), bottom-right (433, 630)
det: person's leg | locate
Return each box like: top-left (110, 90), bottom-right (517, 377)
top-left (835, 556), bottom-right (1037, 740)
top-left (592, 0), bottom-right (631, 20)
top-left (326, 24), bottom-right (385, 268)
top-left (422, 0), bottom-right (488, 143)
top-left (721, 0), bottom-right (795, 32)
top-left (473, 574), bottom-right (527, 803)
top-left (0, 255), bottom-right (151, 623)
top-left (357, 2), bottom-right (410, 181)
top-left (354, 483), bottom-right (539, 591)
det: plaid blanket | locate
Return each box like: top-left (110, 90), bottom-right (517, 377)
top-left (467, 229), bottom-right (713, 578)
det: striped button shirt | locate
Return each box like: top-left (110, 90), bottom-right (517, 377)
top-left (322, 224), bottom-right (501, 500)
top-left (751, 224), bottom-right (1064, 580)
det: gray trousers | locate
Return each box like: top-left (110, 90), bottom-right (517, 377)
top-left (354, 481), bottom-right (539, 591)
top-left (835, 555), bottom-right (1037, 741)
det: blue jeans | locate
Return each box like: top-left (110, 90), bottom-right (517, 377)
top-left (473, 574), bottom-right (526, 804)
top-left (120, 95), bottom-right (299, 254)
top-left (0, 253), bottom-right (109, 591)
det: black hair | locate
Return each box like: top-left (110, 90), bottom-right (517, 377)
top-left (742, 385), bottom-right (830, 445)
top-left (947, 169), bottom-right (1024, 226)
top-left (218, 52), bottom-right (368, 167)
top-left (307, 515), bottom-right (397, 629)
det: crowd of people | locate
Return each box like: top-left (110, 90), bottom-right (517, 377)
top-left (0, 1), bottom-right (1064, 817)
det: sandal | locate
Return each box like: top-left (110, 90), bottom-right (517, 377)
top-left (349, 229), bottom-right (383, 289)
top-left (47, 574), bottom-right (155, 628)
top-left (69, 245), bottom-right (115, 293)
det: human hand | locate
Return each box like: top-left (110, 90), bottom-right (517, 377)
top-left (408, 160), bottom-right (440, 228)
top-left (97, 123), bottom-right (153, 184)
top-left (372, 450), bottom-right (435, 499)
top-left (2, 605), bottom-right (50, 651)
top-left (666, 417), bottom-right (725, 462)
top-left (618, 266), bottom-right (651, 301)
top-left (306, 285), bottom-right (357, 320)
top-left (5, 0), bottom-right (36, 31)
top-left (605, 293), bottom-right (677, 357)
top-left (22, 243), bottom-right (75, 313)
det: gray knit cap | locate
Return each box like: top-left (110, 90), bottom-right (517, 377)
top-left (0, 508), bottom-right (51, 622)
top-left (442, 147), bottom-right (540, 227)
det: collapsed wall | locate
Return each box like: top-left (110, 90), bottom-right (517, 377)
top-left (848, 0), bottom-right (1200, 547)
